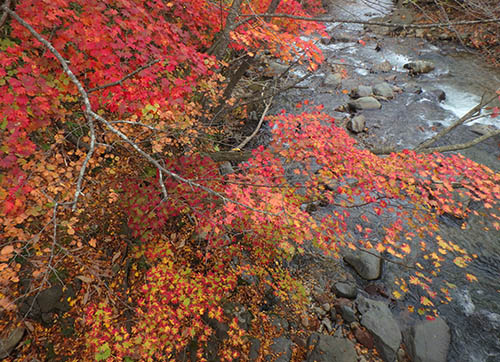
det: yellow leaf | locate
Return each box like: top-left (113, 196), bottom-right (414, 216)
top-left (466, 273), bottom-right (478, 282)
top-left (401, 243), bottom-right (411, 254)
top-left (420, 296), bottom-right (434, 306)
top-left (392, 290), bottom-right (402, 299)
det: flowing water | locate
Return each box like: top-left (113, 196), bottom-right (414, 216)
top-left (268, 0), bottom-right (500, 360)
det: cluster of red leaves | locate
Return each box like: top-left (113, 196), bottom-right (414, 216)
top-left (0, 0), bottom-right (330, 360)
top-left (1, 0), bottom-right (499, 360)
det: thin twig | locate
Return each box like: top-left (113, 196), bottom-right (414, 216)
top-left (235, 96), bottom-right (273, 150)
top-left (87, 59), bottom-right (160, 93)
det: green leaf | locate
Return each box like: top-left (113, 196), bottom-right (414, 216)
top-left (95, 343), bottom-right (111, 361)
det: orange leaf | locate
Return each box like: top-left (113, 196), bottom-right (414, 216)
top-left (465, 273), bottom-right (478, 282)
top-left (1, 245), bottom-right (14, 256)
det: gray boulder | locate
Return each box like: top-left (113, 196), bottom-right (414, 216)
top-left (324, 73), bottom-right (342, 88)
top-left (37, 284), bottom-right (63, 313)
top-left (341, 305), bottom-right (357, 323)
top-left (269, 336), bottom-right (292, 362)
top-left (265, 61), bottom-right (289, 77)
top-left (344, 249), bottom-right (382, 280)
top-left (469, 124), bottom-right (497, 136)
top-left (372, 60), bottom-right (393, 73)
top-left (348, 97), bottom-right (381, 111)
top-left (373, 83), bottom-right (394, 99)
top-left (350, 85), bottom-right (373, 99)
top-left (306, 334), bottom-right (357, 362)
top-left (357, 296), bottom-right (402, 362)
top-left (403, 60), bottom-right (435, 75)
top-left (0, 327), bottom-right (25, 359)
top-left (332, 32), bottom-right (359, 43)
top-left (334, 282), bottom-right (358, 299)
top-left (405, 317), bottom-right (450, 362)
top-left (347, 115), bottom-right (366, 133)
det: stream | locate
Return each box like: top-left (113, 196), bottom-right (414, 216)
top-left (266, 0), bottom-right (500, 360)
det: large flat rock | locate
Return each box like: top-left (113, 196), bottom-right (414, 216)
top-left (357, 296), bottom-right (401, 362)
top-left (405, 317), bottom-right (450, 362)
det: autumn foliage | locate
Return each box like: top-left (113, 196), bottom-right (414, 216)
top-left (0, 0), bottom-right (499, 361)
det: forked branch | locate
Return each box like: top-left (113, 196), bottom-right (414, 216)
top-left (4, 5), bottom-right (281, 217)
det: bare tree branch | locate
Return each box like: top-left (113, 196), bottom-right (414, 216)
top-left (414, 92), bottom-right (498, 151)
top-left (421, 129), bottom-right (500, 153)
top-left (0, 0), bottom-right (11, 28)
top-left (4, 5), bottom-right (281, 217)
top-left (88, 59), bottom-right (160, 93)
top-left (2, 6), bottom-right (97, 211)
top-left (235, 96), bottom-right (272, 150)
top-left (237, 12), bottom-right (500, 29)
top-left (370, 92), bottom-right (499, 155)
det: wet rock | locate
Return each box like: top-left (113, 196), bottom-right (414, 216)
top-left (219, 161), bottom-right (234, 176)
top-left (469, 124), bottom-right (497, 136)
top-left (344, 249), bottom-right (382, 280)
top-left (348, 97), bottom-right (381, 111)
top-left (405, 83), bottom-right (423, 94)
top-left (347, 115), bottom-right (366, 133)
top-left (357, 296), bottom-right (402, 362)
top-left (0, 327), bottom-right (25, 359)
top-left (37, 284), bottom-right (63, 313)
top-left (269, 336), bottom-right (292, 362)
top-left (291, 334), bottom-right (307, 349)
top-left (373, 82), bottom-right (394, 99)
top-left (403, 60), bottom-right (435, 75)
top-left (306, 333), bottom-right (357, 362)
top-left (364, 283), bottom-right (389, 298)
top-left (332, 32), bottom-right (359, 43)
top-left (341, 305), bottom-right (357, 323)
top-left (271, 315), bottom-right (289, 331)
top-left (373, 60), bottom-right (393, 73)
top-left (321, 303), bottom-right (331, 312)
top-left (264, 61), bottom-right (289, 77)
top-left (314, 306), bottom-right (327, 318)
top-left (321, 318), bottom-right (334, 333)
top-left (334, 282), bottom-right (358, 299)
top-left (334, 298), bottom-right (353, 313)
top-left (350, 85), bottom-right (373, 99)
top-left (405, 317), bottom-right (450, 362)
top-left (429, 89), bottom-right (446, 102)
top-left (324, 73), bottom-right (342, 88)
top-left (249, 337), bottom-right (261, 361)
top-left (19, 284), bottom-right (65, 324)
top-left (320, 36), bottom-right (332, 45)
